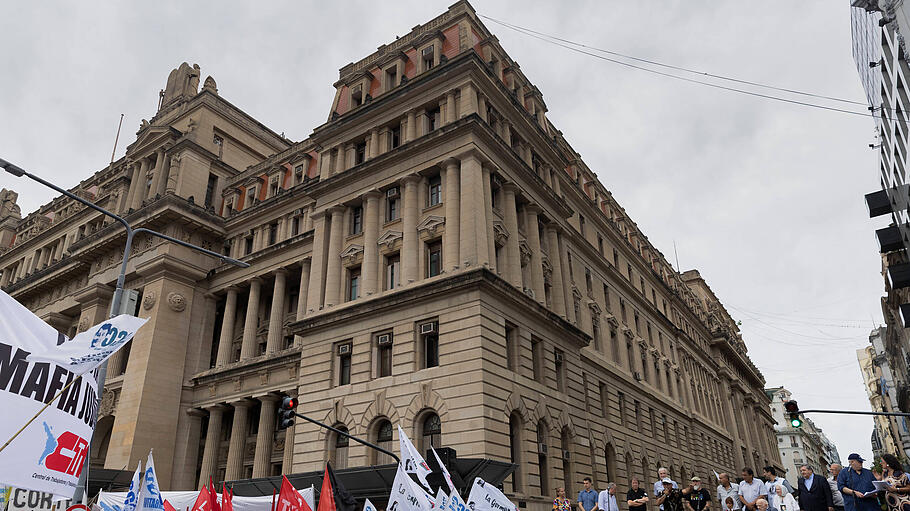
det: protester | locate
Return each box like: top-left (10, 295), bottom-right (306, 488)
top-left (682, 476), bottom-right (711, 511)
top-left (740, 468), bottom-right (768, 511)
top-left (769, 485), bottom-right (799, 511)
top-left (763, 467), bottom-right (795, 496)
top-left (837, 454), bottom-right (877, 511)
top-left (598, 483), bottom-right (620, 511)
top-left (658, 478), bottom-right (685, 511)
top-left (827, 465), bottom-right (844, 511)
top-left (579, 477), bottom-right (599, 511)
top-left (554, 487), bottom-right (573, 511)
top-left (797, 464), bottom-right (833, 511)
top-left (655, 468), bottom-right (680, 511)
top-left (627, 478), bottom-right (649, 511)
top-left (880, 453), bottom-right (910, 511)
top-left (717, 473), bottom-right (740, 511)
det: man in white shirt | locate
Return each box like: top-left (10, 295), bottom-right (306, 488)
top-left (599, 483), bottom-right (620, 511)
top-left (740, 468), bottom-right (768, 511)
top-left (717, 473), bottom-right (740, 511)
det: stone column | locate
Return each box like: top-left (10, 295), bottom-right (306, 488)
top-left (545, 225), bottom-right (567, 317)
top-left (198, 405), bottom-right (225, 489)
top-left (297, 259), bottom-right (311, 320)
top-left (124, 161), bottom-right (140, 212)
top-left (240, 279), bottom-right (262, 360)
top-left (266, 270), bottom-right (287, 354)
top-left (461, 83), bottom-right (478, 117)
top-left (369, 129), bottom-right (380, 159)
top-left (446, 91), bottom-right (457, 124)
top-left (481, 165), bottom-right (496, 271)
top-left (525, 205), bottom-right (546, 304)
top-left (478, 95), bottom-right (488, 122)
top-left (149, 148), bottom-right (167, 199)
top-left (458, 154), bottom-right (489, 268)
top-left (225, 401), bottom-right (251, 481)
top-left (502, 185), bottom-right (522, 287)
top-left (406, 110), bottom-right (417, 142)
top-left (443, 159), bottom-right (460, 272)
top-left (217, 287), bottom-right (238, 366)
top-left (324, 207), bottom-right (346, 307)
top-left (557, 231), bottom-right (575, 324)
top-left (282, 420), bottom-right (296, 473)
top-left (402, 175), bottom-right (420, 284)
top-left (252, 395), bottom-right (279, 478)
top-left (362, 191), bottom-right (381, 295)
top-left (131, 158), bottom-right (150, 210)
top-left (307, 212), bottom-right (327, 313)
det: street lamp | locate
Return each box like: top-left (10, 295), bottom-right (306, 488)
top-left (1, 157), bottom-right (249, 501)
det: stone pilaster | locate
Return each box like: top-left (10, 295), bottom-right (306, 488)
top-left (323, 207), bottom-right (346, 307)
top-left (240, 278), bottom-right (262, 360)
top-left (216, 287), bottom-right (238, 366)
top-left (482, 165), bottom-right (496, 271)
top-left (461, 83), bottom-right (478, 117)
top-left (225, 400), bottom-right (251, 481)
top-left (458, 153), bottom-right (489, 269)
top-left (446, 91), bottom-right (457, 124)
top-left (362, 191), bottom-right (381, 295)
top-left (442, 159), bottom-right (460, 273)
top-left (545, 224), bottom-right (567, 317)
top-left (131, 158), bottom-right (150, 210)
top-left (266, 269), bottom-right (287, 353)
top-left (296, 258), bottom-right (311, 328)
top-left (252, 395), bottom-right (279, 478)
top-left (307, 212), bottom-right (328, 313)
top-left (525, 205), bottom-right (545, 304)
top-left (502, 184), bottom-right (522, 287)
top-left (406, 110), bottom-right (417, 142)
top-left (401, 175), bottom-right (420, 284)
top-left (198, 405), bottom-right (225, 488)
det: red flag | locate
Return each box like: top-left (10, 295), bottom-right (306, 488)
top-left (317, 465), bottom-right (337, 511)
top-left (190, 486), bottom-right (212, 511)
top-left (209, 479), bottom-right (222, 511)
top-left (163, 500), bottom-right (178, 511)
top-left (222, 483), bottom-right (234, 511)
top-left (277, 475), bottom-right (312, 511)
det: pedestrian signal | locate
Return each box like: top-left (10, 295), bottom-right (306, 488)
top-left (278, 396), bottom-right (297, 430)
top-left (783, 400), bottom-right (802, 428)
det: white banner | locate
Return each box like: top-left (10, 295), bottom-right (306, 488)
top-left (442, 488), bottom-right (467, 511)
top-left (388, 464), bottom-right (432, 511)
top-left (0, 290), bottom-right (100, 500)
top-left (99, 487), bottom-right (315, 511)
top-left (466, 478), bottom-right (516, 511)
top-left (5, 488), bottom-right (71, 511)
top-left (397, 426), bottom-right (432, 491)
top-left (27, 315), bottom-right (147, 375)
top-left (433, 489), bottom-right (448, 510)
top-left (137, 452), bottom-right (162, 511)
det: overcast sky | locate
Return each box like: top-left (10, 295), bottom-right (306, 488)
top-left (0, 2), bottom-right (885, 466)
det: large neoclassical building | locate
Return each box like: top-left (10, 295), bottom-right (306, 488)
top-left (0, 1), bottom-right (781, 507)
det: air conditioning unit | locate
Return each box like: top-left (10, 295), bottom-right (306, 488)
top-left (554, 351), bottom-right (564, 364)
top-left (337, 344), bottom-right (351, 355)
top-left (420, 322), bottom-right (437, 335)
top-left (387, 187), bottom-right (400, 198)
top-left (562, 449), bottom-right (571, 461)
top-left (377, 333), bottom-right (393, 346)
top-left (633, 371), bottom-right (642, 381)
top-left (537, 443), bottom-right (548, 455)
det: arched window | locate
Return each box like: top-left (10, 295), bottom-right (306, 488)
top-left (372, 419), bottom-right (394, 465)
top-left (604, 443), bottom-right (616, 483)
top-left (624, 453), bottom-right (634, 484)
top-left (330, 425), bottom-right (349, 469)
top-left (538, 420), bottom-right (549, 494)
top-left (509, 413), bottom-right (523, 492)
top-left (419, 412), bottom-right (441, 454)
top-left (562, 428), bottom-right (574, 494)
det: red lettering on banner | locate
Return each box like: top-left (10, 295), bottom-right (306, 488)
top-left (45, 431), bottom-right (88, 476)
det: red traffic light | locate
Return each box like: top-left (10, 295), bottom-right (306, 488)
top-left (281, 397), bottom-right (297, 410)
top-left (783, 400), bottom-right (799, 413)
top-left (278, 396), bottom-right (297, 430)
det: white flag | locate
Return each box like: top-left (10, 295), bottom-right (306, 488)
top-left (123, 462), bottom-right (143, 511)
top-left (137, 451), bottom-right (163, 511)
top-left (364, 498), bottom-right (378, 511)
top-left (466, 478), bottom-right (516, 511)
top-left (27, 314), bottom-right (147, 375)
top-left (433, 489), bottom-right (448, 510)
top-left (431, 447), bottom-right (455, 494)
top-left (0, 290), bottom-right (101, 500)
top-left (398, 425), bottom-right (432, 490)
top-left (388, 464), bottom-right (432, 511)
top-left (443, 488), bottom-right (467, 511)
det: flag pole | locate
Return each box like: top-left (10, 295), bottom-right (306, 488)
top-left (271, 488), bottom-right (276, 511)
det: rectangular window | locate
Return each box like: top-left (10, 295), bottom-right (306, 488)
top-left (567, 252), bottom-right (574, 280)
top-left (354, 141), bottom-right (366, 165)
top-left (347, 267), bottom-right (361, 301)
top-left (386, 192), bottom-right (400, 222)
top-left (428, 175), bottom-right (442, 206)
top-left (617, 392), bottom-right (626, 426)
top-left (578, 214), bottom-right (586, 237)
top-left (531, 337), bottom-right (544, 384)
top-left (246, 188), bottom-right (256, 206)
top-left (268, 222), bottom-right (278, 246)
top-left (377, 332), bottom-right (393, 377)
top-left (351, 206), bottom-right (363, 235)
top-left (427, 107), bottom-right (440, 131)
top-left (420, 321), bottom-right (439, 368)
top-left (269, 179), bottom-right (279, 197)
top-left (291, 216), bottom-right (300, 237)
top-left (204, 173), bottom-right (218, 207)
top-left (613, 248), bottom-right (619, 267)
top-left (597, 234), bottom-right (604, 255)
top-left (585, 268), bottom-right (593, 296)
top-left (295, 164), bottom-right (305, 184)
top-left (599, 382), bottom-right (609, 417)
top-left (554, 348), bottom-right (565, 392)
top-left (390, 125), bottom-right (401, 149)
top-left (338, 343), bottom-right (352, 386)
top-left (603, 283), bottom-right (611, 311)
top-left (634, 400), bottom-right (641, 430)
top-left (244, 236), bottom-right (253, 255)
top-left (505, 323), bottom-right (518, 371)
top-left (627, 263), bottom-right (633, 280)
top-left (422, 45), bottom-right (435, 71)
top-left (427, 241), bottom-right (442, 277)
top-left (385, 253), bottom-right (400, 290)
top-left (385, 66), bottom-right (398, 91)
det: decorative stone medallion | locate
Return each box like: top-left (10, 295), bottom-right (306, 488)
top-left (142, 291), bottom-right (157, 310)
top-left (167, 292), bottom-right (186, 312)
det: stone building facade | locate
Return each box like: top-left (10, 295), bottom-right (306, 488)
top-left (0, 2), bottom-right (781, 507)
top-left (857, 328), bottom-right (910, 461)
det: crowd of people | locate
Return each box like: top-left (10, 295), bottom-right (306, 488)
top-left (551, 454), bottom-right (910, 511)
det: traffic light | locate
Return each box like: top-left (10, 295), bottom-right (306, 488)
top-left (784, 400), bottom-right (802, 428)
top-left (278, 396), bottom-right (297, 430)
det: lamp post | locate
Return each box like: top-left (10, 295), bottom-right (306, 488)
top-left (1, 157), bottom-right (249, 502)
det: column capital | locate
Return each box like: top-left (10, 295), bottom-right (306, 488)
top-left (74, 282), bottom-right (114, 305)
top-left (253, 392), bottom-right (282, 403)
top-left (544, 222), bottom-right (563, 234)
top-left (229, 398), bottom-right (254, 409)
top-left (187, 407), bottom-right (210, 418)
top-left (363, 189), bottom-right (383, 200)
top-left (440, 157), bottom-right (460, 169)
top-left (247, 277), bottom-right (263, 286)
top-left (327, 205), bottom-right (346, 216)
top-left (271, 267), bottom-right (289, 277)
top-left (202, 403), bottom-right (229, 412)
top-left (299, 257), bottom-right (312, 268)
top-left (223, 285), bottom-right (240, 294)
top-left (501, 182), bottom-right (521, 194)
top-left (400, 174), bottom-right (422, 186)
top-left (525, 203), bottom-right (543, 215)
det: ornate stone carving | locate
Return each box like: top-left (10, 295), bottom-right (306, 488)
top-left (99, 389), bottom-right (118, 417)
top-left (340, 244), bottom-right (364, 265)
top-left (492, 221), bottom-right (509, 246)
top-left (162, 62), bottom-right (201, 106)
top-left (377, 230), bottom-right (403, 250)
top-left (78, 316), bottom-right (90, 332)
top-left (203, 75), bottom-right (218, 94)
top-left (142, 291), bottom-right (157, 310)
top-left (167, 292), bottom-right (186, 312)
top-left (416, 215), bottom-right (445, 237)
top-left (519, 240), bottom-right (532, 266)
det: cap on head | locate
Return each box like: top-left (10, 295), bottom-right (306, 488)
top-left (847, 453), bottom-right (865, 462)
top-left (690, 477), bottom-right (701, 482)
top-left (662, 478), bottom-right (674, 484)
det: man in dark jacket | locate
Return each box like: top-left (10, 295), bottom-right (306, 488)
top-left (797, 464), bottom-right (834, 511)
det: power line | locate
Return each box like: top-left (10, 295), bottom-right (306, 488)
top-left (478, 14), bottom-right (868, 107)
top-left (479, 14), bottom-right (880, 120)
